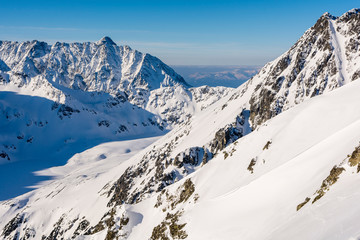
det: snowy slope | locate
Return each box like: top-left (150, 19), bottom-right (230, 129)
top-left (181, 78), bottom-right (360, 240)
top-left (1, 9), bottom-right (360, 240)
top-left (131, 76), bottom-right (360, 240)
top-left (2, 59), bottom-right (360, 240)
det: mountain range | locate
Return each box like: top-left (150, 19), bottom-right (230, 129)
top-left (1, 8), bottom-right (360, 240)
top-left (171, 65), bottom-right (260, 88)
top-left (0, 37), bottom-right (232, 199)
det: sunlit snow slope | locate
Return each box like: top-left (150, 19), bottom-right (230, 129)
top-left (2, 61), bottom-right (360, 240)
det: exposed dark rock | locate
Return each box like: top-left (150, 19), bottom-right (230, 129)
top-left (177, 179), bottom-right (195, 205)
top-left (107, 167), bottom-right (136, 206)
top-left (247, 158), bottom-right (257, 174)
top-left (202, 147), bottom-right (211, 165)
top-left (85, 208), bottom-right (129, 239)
top-left (247, 12), bottom-right (343, 129)
top-left (312, 14), bottom-right (333, 51)
top-left (44, 216), bottom-right (65, 240)
top-left (98, 120), bottom-right (111, 127)
top-left (72, 219), bottom-right (90, 238)
top-left (210, 110), bottom-right (251, 154)
top-left (117, 125), bottom-right (128, 132)
top-left (150, 211), bottom-right (187, 240)
top-left (249, 88), bottom-right (277, 128)
top-left (0, 151), bottom-right (10, 160)
top-left (173, 147), bottom-right (204, 168)
top-left (296, 197), bottom-right (311, 211)
top-left (348, 145), bottom-right (360, 167)
top-left (352, 69), bottom-right (360, 81)
top-left (312, 166), bottom-right (345, 203)
top-left (2, 213), bottom-right (24, 238)
top-left (263, 141), bottom-right (272, 150)
top-left (23, 227), bottom-right (36, 240)
top-left (57, 105), bottom-right (80, 119)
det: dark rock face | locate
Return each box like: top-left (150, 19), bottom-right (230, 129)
top-left (0, 151), bottom-right (10, 160)
top-left (174, 147), bottom-right (204, 168)
top-left (44, 217), bottom-right (64, 240)
top-left (2, 214), bottom-right (24, 238)
top-left (72, 220), bottom-right (90, 238)
top-left (98, 120), bottom-right (111, 127)
top-left (312, 14), bottom-right (334, 51)
top-left (85, 208), bottom-right (129, 239)
top-left (249, 88), bottom-right (277, 128)
top-left (107, 167), bottom-right (138, 206)
top-left (56, 104), bottom-right (80, 119)
top-left (210, 110), bottom-right (251, 154)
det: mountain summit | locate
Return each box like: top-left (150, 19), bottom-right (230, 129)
top-left (97, 36), bottom-right (117, 45)
top-left (0, 37), bottom-right (233, 198)
top-left (0, 36), bottom-right (189, 106)
top-left (247, 8), bottom-right (360, 127)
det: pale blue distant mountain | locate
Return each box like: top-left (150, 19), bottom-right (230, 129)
top-left (172, 65), bottom-right (261, 88)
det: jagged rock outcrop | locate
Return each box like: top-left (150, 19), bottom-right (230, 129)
top-left (248, 10), bottom-right (360, 127)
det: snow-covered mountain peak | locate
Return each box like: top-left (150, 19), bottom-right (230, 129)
top-left (0, 37), bottom-right (234, 199)
top-left (321, 12), bottom-right (336, 20)
top-left (245, 9), bottom-right (360, 128)
top-left (96, 36), bottom-right (117, 46)
top-left (340, 8), bottom-right (360, 18)
top-left (0, 38), bottom-right (193, 107)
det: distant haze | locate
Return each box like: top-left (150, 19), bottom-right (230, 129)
top-left (172, 65), bottom-right (261, 88)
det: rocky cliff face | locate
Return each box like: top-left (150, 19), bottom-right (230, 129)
top-left (248, 9), bottom-right (360, 128)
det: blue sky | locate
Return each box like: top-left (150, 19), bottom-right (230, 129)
top-left (0, 0), bottom-right (358, 65)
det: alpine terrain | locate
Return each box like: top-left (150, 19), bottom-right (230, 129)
top-left (0, 37), bottom-right (232, 199)
top-left (1, 8), bottom-right (360, 240)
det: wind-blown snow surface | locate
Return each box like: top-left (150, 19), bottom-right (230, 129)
top-left (0, 136), bottom-right (162, 239)
top-left (184, 79), bottom-right (360, 239)
top-left (2, 67), bottom-right (360, 240)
